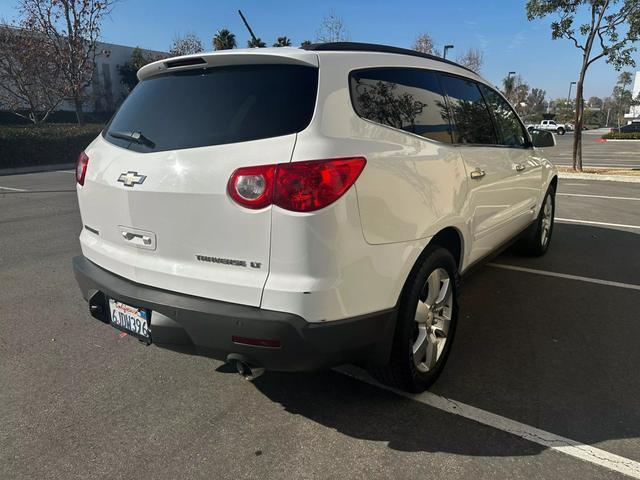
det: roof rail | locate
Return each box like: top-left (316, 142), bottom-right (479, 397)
top-left (300, 42), bottom-right (475, 74)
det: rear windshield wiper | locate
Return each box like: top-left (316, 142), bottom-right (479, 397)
top-left (108, 130), bottom-right (155, 148)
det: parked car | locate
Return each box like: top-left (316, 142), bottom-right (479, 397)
top-left (73, 42), bottom-right (558, 392)
top-left (611, 122), bottom-right (640, 133)
top-left (527, 119), bottom-right (567, 135)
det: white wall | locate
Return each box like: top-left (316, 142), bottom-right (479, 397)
top-left (624, 71), bottom-right (640, 122)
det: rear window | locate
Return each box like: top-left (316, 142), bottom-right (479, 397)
top-left (104, 64), bottom-right (318, 152)
top-left (349, 68), bottom-right (453, 143)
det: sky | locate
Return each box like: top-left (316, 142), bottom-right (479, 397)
top-left (1, 0), bottom-right (638, 99)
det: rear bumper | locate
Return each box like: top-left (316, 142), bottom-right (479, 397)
top-left (72, 256), bottom-right (396, 371)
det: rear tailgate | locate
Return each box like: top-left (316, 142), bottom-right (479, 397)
top-left (78, 54), bottom-right (318, 307)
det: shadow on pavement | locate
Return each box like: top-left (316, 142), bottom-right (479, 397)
top-left (250, 223), bottom-right (640, 459)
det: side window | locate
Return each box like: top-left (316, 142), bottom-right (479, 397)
top-left (350, 68), bottom-right (452, 143)
top-left (479, 85), bottom-right (528, 148)
top-left (438, 74), bottom-right (497, 145)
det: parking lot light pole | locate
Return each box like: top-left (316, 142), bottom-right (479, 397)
top-left (443, 45), bottom-right (454, 59)
top-left (567, 81), bottom-right (577, 106)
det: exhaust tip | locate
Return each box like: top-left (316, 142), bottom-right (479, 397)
top-left (226, 354), bottom-right (265, 381)
top-left (235, 360), bottom-right (265, 380)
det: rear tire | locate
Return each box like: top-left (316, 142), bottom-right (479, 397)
top-left (515, 186), bottom-right (555, 257)
top-left (373, 246), bottom-right (459, 393)
top-left (557, 127), bottom-right (565, 135)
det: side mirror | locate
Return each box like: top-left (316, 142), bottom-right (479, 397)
top-left (530, 129), bottom-right (556, 148)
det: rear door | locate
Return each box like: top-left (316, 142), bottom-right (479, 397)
top-left (438, 74), bottom-right (522, 264)
top-left (78, 60), bottom-right (318, 307)
top-left (479, 84), bottom-right (542, 231)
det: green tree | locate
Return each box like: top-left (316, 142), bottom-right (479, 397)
top-left (273, 36), bottom-right (292, 47)
top-left (527, 0), bottom-right (640, 171)
top-left (247, 37), bottom-right (266, 48)
top-left (213, 28), bottom-right (236, 50)
top-left (300, 40), bottom-right (313, 47)
top-left (612, 71), bottom-right (634, 127)
top-left (502, 74), bottom-right (529, 108)
top-left (117, 47), bottom-right (153, 93)
top-left (522, 87), bottom-right (547, 121)
top-left (588, 96), bottom-right (604, 109)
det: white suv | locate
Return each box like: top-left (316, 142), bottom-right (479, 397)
top-left (73, 43), bottom-right (557, 392)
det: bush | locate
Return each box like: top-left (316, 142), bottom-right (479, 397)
top-left (602, 131), bottom-right (640, 140)
top-left (0, 123), bottom-right (103, 169)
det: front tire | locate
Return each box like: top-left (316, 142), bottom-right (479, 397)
top-left (373, 246), bottom-right (459, 393)
top-left (515, 186), bottom-right (555, 256)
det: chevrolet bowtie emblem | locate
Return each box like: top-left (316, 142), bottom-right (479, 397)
top-left (117, 171), bottom-right (147, 187)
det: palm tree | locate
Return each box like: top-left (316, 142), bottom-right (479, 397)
top-left (213, 29), bottom-right (236, 50)
top-left (247, 37), bottom-right (266, 48)
top-left (273, 36), bottom-right (292, 47)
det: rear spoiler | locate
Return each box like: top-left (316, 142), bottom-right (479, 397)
top-left (138, 48), bottom-right (319, 81)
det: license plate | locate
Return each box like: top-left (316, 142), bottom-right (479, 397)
top-left (108, 299), bottom-right (151, 341)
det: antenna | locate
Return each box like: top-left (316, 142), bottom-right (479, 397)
top-left (238, 10), bottom-right (258, 43)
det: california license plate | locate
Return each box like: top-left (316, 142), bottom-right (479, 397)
top-left (108, 299), bottom-right (151, 342)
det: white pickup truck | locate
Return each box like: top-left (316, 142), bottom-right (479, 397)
top-left (527, 120), bottom-right (567, 135)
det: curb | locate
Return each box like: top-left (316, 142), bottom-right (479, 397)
top-left (0, 163), bottom-right (75, 176)
top-left (559, 172), bottom-right (640, 183)
top-left (599, 139), bottom-right (640, 142)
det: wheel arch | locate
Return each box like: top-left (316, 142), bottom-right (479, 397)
top-left (427, 226), bottom-right (464, 272)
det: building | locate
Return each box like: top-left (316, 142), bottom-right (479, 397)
top-left (82, 41), bottom-right (167, 114)
top-left (0, 25), bottom-right (166, 118)
top-left (623, 71), bottom-right (640, 123)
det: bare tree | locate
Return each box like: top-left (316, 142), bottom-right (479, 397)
top-left (316, 11), bottom-right (348, 43)
top-left (456, 48), bottom-right (484, 73)
top-left (412, 33), bottom-right (439, 55)
top-left (18, 0), bottom-right (116, 124)
top-left (527, 0), bottom-right (640, 171)
top-left (0, 24), bottom-right (68, 124)
top-left (170, 32), bottom-right (204, 57)
top-left (502, 74), bottom-right (530, 109)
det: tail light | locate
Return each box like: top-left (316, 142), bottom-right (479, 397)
top-left (227, 164), bottom-right (275, 209)
top-left (228, 157), bottom-right (366, 212)
top-left (76, 151), bottom-right (89, 186)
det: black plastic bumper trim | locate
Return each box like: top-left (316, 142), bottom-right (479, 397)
top-left (72, 256), bottom-right (396, 371)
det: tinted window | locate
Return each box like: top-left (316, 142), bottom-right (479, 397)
top-left (350, 68), bottom-right (452, 143)
top-left (104, 64), bottom-right (318, 152)
top-left (439, 75), bottom-right (497, 145)
top-left (479, 85), bottom-right (528, 147)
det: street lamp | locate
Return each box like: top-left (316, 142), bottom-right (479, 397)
top-left (567, 81), bottom-right (577, 105)
top-left (508, 71), bottom-right (516, 78)
top-left (443, 44), bottom-right (454, 59)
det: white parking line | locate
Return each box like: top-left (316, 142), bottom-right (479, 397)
top-left (554, 163), bottom-right (640, 168)
top-left (0, 186), bottom-right (27, 192)
top-left (488, 263), bottom-right (640, 292)
top-left (555, 217), bottom-right (640, 230)
top-left (558, 193), bottom-right (640, 201)
top-left (53, 170), bottom-right (75, 174)
top-left (337, 366), bottom-right (640, 479)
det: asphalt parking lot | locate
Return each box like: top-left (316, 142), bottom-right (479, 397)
top-left (545, 128), bottom-right (640, 169)
top-left (1, 168), bottom-right (639, 479)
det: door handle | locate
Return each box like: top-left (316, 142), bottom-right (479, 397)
top-left (470, 168), bottom-right (486, 180)
top-left (515, 164), bottom-right (526, 172)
